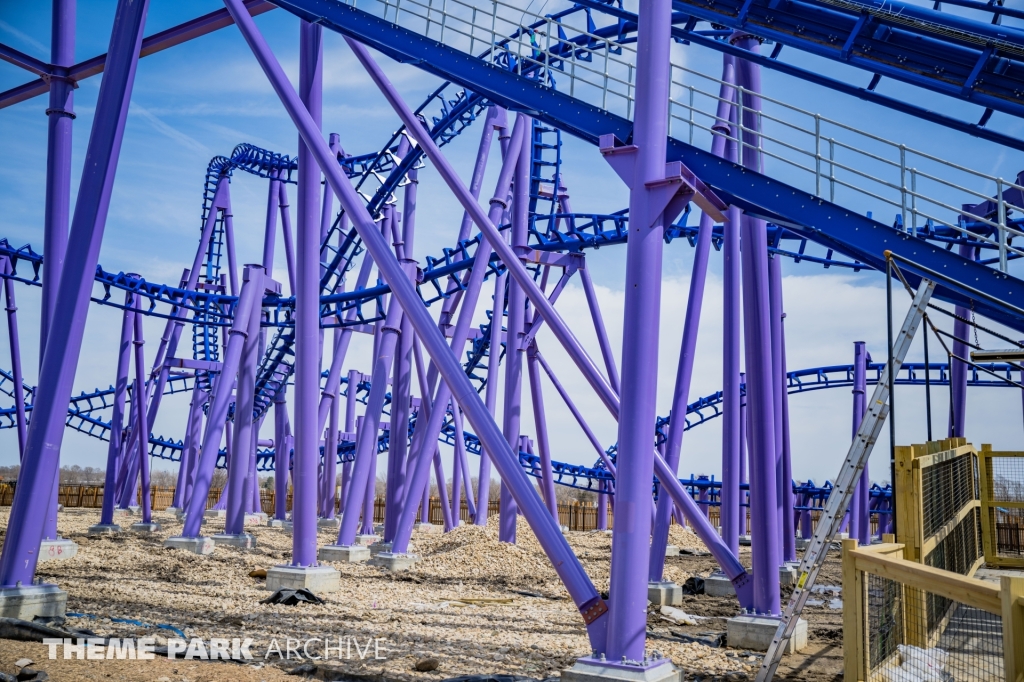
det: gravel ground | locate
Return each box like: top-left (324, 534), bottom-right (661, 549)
top-left (0, 508), bottom-right (842, 682)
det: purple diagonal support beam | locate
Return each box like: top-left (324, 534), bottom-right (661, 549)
top-left (578, 267), bottom-right (619, 394)
top-left (0, 0), bottom-right (149, 588)
top-left (223, 5), bottom-right (607, 651)
top-left (226, 267), bottom-right (264, 535)
top-left (99, 299), bottom-right (134, 526)
top-left (179, 267), bottom-right (263, 538)
top-left (527, 342), bottom-right (558, 519)
top-left (2, 258), bottom-right (27, 457)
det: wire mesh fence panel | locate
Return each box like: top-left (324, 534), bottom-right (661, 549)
top-left (979, 449), bottom-right (1024, 567)
top-left (851, 540), bottom-right (1011, 679)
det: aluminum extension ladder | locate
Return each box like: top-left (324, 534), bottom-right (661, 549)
top-left (755, 276), bottom-right (936, 681)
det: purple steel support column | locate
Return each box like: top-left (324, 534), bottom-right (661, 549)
top-left (2, 259), bottom-right (27, 456)
top-left (278, 182), bottom-right (297, 295)
top-left (322, 371), bottom-right (340, 518)
top-left (780, 319), bottom-right (795, 559)
top-left (41, 0), bottom-right (75, 353)
top-left (604, 0), bottom-right (673, 659)
top-left (740, 372), bottom-right (748, 486)
top-left (800, 482), bottom-right (813, 540)
top-left (734, 31), bottom-right (781, 616)
top-left (179, 268), bottom-right (262, 538)
top-left (770, 255), bottom-right (796, 562)
top-left (597, 483), bottom-right (608, 531)
top-left (225, 11), bottom-right (607, 651)
top-left (131, 294), bottom-right (153, 524)
top-left (225, 267), bottom-right (264, 535)
top-left (273, 388), bottom-right (289, 520)
top-left (578, 267), bottom-right (620, 393)
top-left (850, 341), bottom-right (870, 546)
top-left (320, 133), bottom-right (340, 242)
top-left (172, 392), bottom-right (199, 509)
top-left (223, 207), bottom-right (239, 296)
top-left (451, 403), bottom-right (464, 524)
top-left (499, 119), bottom-right (531, 544)
top-left (476, 269), bottom-right (506, 525)
top-left (99, 301), bottom-right (135, 526)
top-left (452, 403), bottom-right (476, 519)
top-left (650, 55), bottom-right (737, 579)
top-left (527, 342), bottom-right (558, 518)
top-left (339, 371), bottom-right (358, 515)
top-left (289, 18), bottom-right (324, 567)
top-left (722, 203), bottom-right (743, 555)
top-left (420, 478), bottom-right (430, 524)
top-left (360, 427), bottom-right (377, 535)
top-left (949, 242), bottom-right (977, 438)
top-left (432, 447), bottom-right (454, 531)
top-left (0, 0), bottom-right (148, 588)
top-left (336, 296), bottom-right (405, 546)
top-left (396, 117), bottom-right (528, 543)
top-left (262, 171), bottom-right (280, 272)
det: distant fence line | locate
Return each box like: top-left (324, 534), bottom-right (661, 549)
top-left (0, 483), bottom-right (862, 534)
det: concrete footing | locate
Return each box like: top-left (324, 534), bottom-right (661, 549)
top-left (738, 534), bottom-right (752, 546)
top-left (561, 656), bottom-right (679, 682)
top-left (163, 536), bottom-right (215, 555)
top-left (267, 518), bottom-right (288, 528)
top-left (664, 544), bottom-right (680, 557)
top-left (0, 584), bottom-right (68, 621)
top-left (265, 565), bottom-right (340, 593)
top-left (39, 539), bottom-right (78, 562)
top-left (87, 523), bottom-right (122, 536)
top-left (130, 522), bottom-right (161, 534)
top-left (779, 564), bottom-right (799, 586)
top-left (647, 581), bottom-right (682, 607)
top-left (204, 509), bottom-right (226, 519)
top-left (211, 533), bottom-right (256, 549)
top-left (164, 507), bottom-right (181, 515)
top-left (318, 544), bottom-right (370, 563)
top-left (795, 537), bottom-right (811, 551)
top-left (113, 507), bottom-right (137, 517)
top-left (369, 541), bottom-right (392, 556)
top-left (413, 523), bottom-right (440, 534)
top-left (369, 552), bottom-right (418, 571)
top-left (355, 533), bottom-right (380, 546)
top-left (704, 572), bottom-right (736, 598)
top-left (317, 517), bottom-right (341, 529)
top-left (244, 513), bottom-right (268, 526)
top-left (726, 615), bottom-right (807, 653)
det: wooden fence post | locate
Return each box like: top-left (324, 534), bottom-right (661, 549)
top-left (842, 539), bottom-right (865, 682)
top-left (1002, 576), bottom-right (1024, 682)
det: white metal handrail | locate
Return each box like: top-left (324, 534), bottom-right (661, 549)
top-left (345, 0), bottom-right (1024, 270)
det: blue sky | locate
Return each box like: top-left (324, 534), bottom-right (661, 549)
top-left (1, 0), bottom-right (1023, 486)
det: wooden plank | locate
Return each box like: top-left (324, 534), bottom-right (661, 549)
top-left (843, 539), bottom-right (866, 682)
top-left (1002, 576), bottom-right (1024, 682)
top-left (852, 549), bottom-right (1002, 614)
top-left (979, 451), bottom-right (996, 564)
top-left (915, 444), bottom-right (975, 469)
top-left (921, 499), bottom-right (980, 556)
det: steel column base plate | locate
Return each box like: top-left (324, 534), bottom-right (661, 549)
top-left (561, 657), bottom-right (679, 682)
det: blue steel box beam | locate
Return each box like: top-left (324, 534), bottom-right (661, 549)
top-left (269, 0), bottom-right (1024, 332)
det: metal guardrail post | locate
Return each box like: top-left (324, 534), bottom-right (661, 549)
top-left (814, 114), bottom-right (821, 198)
top-left (998, 178), bottom-right (1008, 272)
top-left (900, 144), bottom-right (908, 231)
